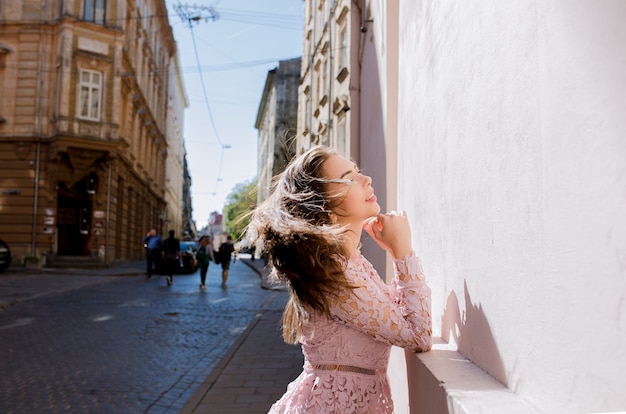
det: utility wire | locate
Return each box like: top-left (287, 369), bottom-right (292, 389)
top-left (217, 8), bottom-right (302, 30)
top-left (1, 8), bottom-right (302, 30)
top-left (174, 2), bottom-right (230, 204)
top-left (172, 2), bottom-right (302, 209)
top-left (189, 26), bottom-right (223, 149)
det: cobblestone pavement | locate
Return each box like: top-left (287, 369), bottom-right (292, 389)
top-left (0, 261), bottom-right (287, 414)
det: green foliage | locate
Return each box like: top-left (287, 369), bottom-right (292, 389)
top-left (21, 255), bottom-right (39, 266)
top-left (223, 178), bottom-right (257, 242)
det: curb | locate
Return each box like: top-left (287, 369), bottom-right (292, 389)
top-left (178, 312), bottom-right (264, 414)
top-left (239, 259), bottom-right (288, 291)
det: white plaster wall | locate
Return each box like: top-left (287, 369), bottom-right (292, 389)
top-left (358, 1), bottom-right (414, 412)
top-left (396, 1), bottom-right (626, 412)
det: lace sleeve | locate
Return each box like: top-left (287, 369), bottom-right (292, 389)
top-left (332, 254), bottom-right (432, 353)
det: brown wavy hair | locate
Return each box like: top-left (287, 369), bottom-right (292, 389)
top-left (246, 146), bottom-right (355, 344)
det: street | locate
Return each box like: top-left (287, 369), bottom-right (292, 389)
top-left (0, 260), bottom-right (287, 414)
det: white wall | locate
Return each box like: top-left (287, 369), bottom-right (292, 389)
top-left (396, 1), bottom-right (626, 412)
top-left (358, 0), bottom-right (415, 412)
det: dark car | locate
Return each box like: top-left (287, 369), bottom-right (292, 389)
top-left (0, 239), bottom-right (11, 272)
top-left (178, 241), bottom-right (198, 273)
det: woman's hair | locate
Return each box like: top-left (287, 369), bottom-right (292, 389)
top-left (198, 235), bottom-right (210, 244)
top-left (246, 145), bottom-right (355, 343)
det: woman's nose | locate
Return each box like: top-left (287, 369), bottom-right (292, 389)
top-left (363, 174), bottom-right (372, 187)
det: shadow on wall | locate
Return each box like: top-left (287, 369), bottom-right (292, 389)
top-left (441, 280), bottom-right (508, 386)
top-left (358, 18), bottom-right (387, 278)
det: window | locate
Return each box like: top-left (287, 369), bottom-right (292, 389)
top-left (320, 57), bottom-right (326, 100)
top-left (84, 0), bottom-right (106, 24)
top-left (337, 116), bottom-right (346, 155)
top-left (304, 89), bottom-right (311, 134)
top-left (314, 60), bottom-right (321, 104)
top-left (339, 28), bottom-right (347, 70)
top-left (79, 69), bottom-right (102, 121)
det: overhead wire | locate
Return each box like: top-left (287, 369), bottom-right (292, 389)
top-left (172, 2), bottom-right (302, 213)
top-left (216, 8), bottom-right (302, 30)
top-left (0, 7), bottom-right (302, 31)
top-left (185, 17), bottom-right (229, 200)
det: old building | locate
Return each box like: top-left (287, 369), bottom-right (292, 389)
top-left (164, 52), bottom-right (188, 241)
top-left (297, 0), bottom-right (357, 157)
top-left (181, 151), bottom-right (195, 240)
top-left (0, 0), bottom-right (186, 266)
top-left (255, 57), bottom-right (300, 204)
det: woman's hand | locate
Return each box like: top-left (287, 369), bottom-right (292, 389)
top-left (362, 211), bottom-right (413, 259)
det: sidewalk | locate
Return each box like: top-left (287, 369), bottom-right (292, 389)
top-left (179, 257), bottom-right (303, 414)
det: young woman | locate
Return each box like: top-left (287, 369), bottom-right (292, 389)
top-left (196, 235), bottom-right (215, 290)
top-left (246, 146), bottom-right (432, 413)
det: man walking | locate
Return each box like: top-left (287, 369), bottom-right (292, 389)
top-left (143, 228), bottom-right (162, 278)
top-left (161, 230), bottom-right (180, 286)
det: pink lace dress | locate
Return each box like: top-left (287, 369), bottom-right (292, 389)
top-left (268, 251), bottom-right (432, 414)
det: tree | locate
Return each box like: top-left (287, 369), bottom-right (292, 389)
top-left (223, 178), bottom-right (257, 242)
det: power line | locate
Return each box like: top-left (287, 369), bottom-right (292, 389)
top-left (217, 8), bottom-right (302, 30)
top-left (0, 7), bottom-right (302, 30)
top-left (174, 1), bottom-right (231, 206)
top-left (172, 2), bottom-right (300, 212)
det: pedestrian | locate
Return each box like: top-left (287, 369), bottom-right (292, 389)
top-left (196, 235), bottom-right (215, 290)
top-left (160, 230), bottom-right (180, 286)
top-left (143, 228), bottom-right (162, 278)
top-left (246, 145), bottom-right (432, 413)
top-left (218, 235), bottom-right (235, 289)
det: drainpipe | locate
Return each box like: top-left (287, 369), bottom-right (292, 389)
top-left (32, 4), bottom-right (49, 256)
top-left (105, 163), bottom-right (112, 264)
top-left (308, 2), bottom-right (316, 145)
top-left (327, 0), bottom-right (335, 145)
top-left (31, 143), bottom-right (41, 256)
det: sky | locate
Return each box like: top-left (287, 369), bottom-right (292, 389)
top-left (164, 0), bottom-right (304, 230)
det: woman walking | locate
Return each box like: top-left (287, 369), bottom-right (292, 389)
top-left (196, 235), bottom-right (215, 290)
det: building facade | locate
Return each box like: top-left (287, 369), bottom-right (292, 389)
top-left (255, 57), bottom-right (301, 204)
top-left (297, 0), bottom-right (359, 158)
top-left (181, 151), bottom-right (195, 240)
top-left (0, 0), bottom-right (187, 266)
top-left (164, 51), bottom-right (188, 240)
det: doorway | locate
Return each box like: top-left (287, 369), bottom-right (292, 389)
top-left (57, 180), bottom-right (92, 256)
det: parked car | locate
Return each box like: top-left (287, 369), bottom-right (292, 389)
top-left (178, 240), bottom-right (198, 273)
top-left (0, 239), bottom-right (11, 272)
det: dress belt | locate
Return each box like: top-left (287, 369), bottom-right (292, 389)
top-left (311, 363), bottom-right (378, 376)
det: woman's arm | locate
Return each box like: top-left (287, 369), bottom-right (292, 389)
top-left (331, 253), bottom-right (432, 353)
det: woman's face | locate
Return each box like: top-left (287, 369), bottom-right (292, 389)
top-left (321, 154), bottom-right (380, 226)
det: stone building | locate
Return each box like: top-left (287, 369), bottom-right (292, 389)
top-left (0, 0), bottom-right (187, 266)
top-left (164, 52), bottom-right (189, 241)
top-left (181, 151), bottom-right (196, 240)
top-left (255, 57), bottom-right (301, 204)
top-left (297, 0), bottom-right (357, 157)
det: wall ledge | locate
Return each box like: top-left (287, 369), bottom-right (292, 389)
top-left (409, 338), bottom-right (540, 413)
